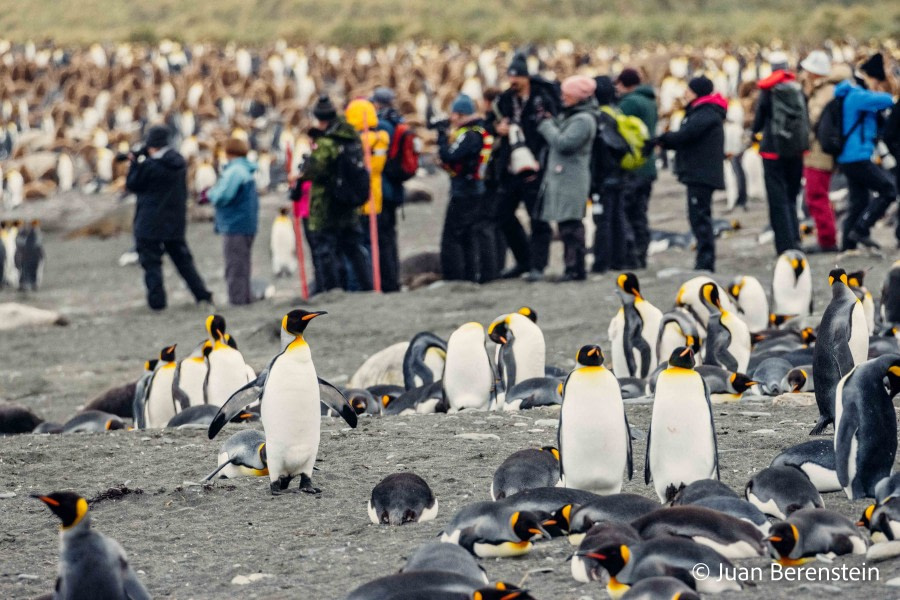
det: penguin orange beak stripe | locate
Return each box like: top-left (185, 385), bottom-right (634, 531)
top-left (680, 347), bottom-right (692, 357)
top-left (856, 520), bottom-right (866, 526)
top-left (588, 348), bottom-right (598, 356)
top-left (585, 552), bottom-right (607, 560)
top-left (301, 311), bottom-right (327, 321)
top-left (35, 495), bottom-right (59, 507)
top-left (499, 336), bottom-right (508, 344)
top-left (767, 535), bottom-right (782, 542)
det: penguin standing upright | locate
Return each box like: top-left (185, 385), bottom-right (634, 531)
top-left (881, 260), bottom-right (900, 324)
top-left (699, 282), bottom-right (751, 373)
top-left (32, 492), bottom-right (151, 600)
top-left (608, 273), bottom-right (663, 377)
top-left (655, 309), bottom-right (701, 366)
top-left (771, 250), bottom-right (813, 318)
top-left (489, 311), bottom-right (545, 393)
top-left (204, 315), bottom-right (253, 407)
top-left (443, 322), bottom-right (494, 411)
top-left (559, 345), bottom-right (632, 494)
top-left (139, 345), bottom-right (186, 428)
top-left (675, 276), bottom-right (736, 333)
top-left (847, 270), bottom-right (876, 335)
top-left (173, 341), bottom-right (211, 406)
top-left (1, 219), bottom-right (18, 287)
top-left (646, 346), bottom-right (719, 502)
top-left (811, 269), bottom-right (869, 434)
top-left (14, 219), bottom-right (44, 291)
top-left (728, 275), bottom-right (769, 333)
top-left (270, 207), bottom-right (297, 277)
top-left (834, 354), bottom-right (900, 499)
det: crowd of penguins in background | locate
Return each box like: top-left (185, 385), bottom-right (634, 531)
top-left (1, 40), bottom-right (899, 298)
top-left (3, 247), bottom-right (900, 598)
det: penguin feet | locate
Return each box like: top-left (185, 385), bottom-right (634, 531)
top-left (270, 475), bottom-right (296, 495)
top-left (809, 416), bottom-right (832, 436)
top-left (299, 474), bottom-right (321, 495)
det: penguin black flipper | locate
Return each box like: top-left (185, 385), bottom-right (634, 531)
top-left (703, 377), bottom-right (720, 480)
top-left (132, 375), bottom-right (150, 430)
top-left (644, 421), bottom-right (653, 485)
top-left (318, 377), bottom-right (357, 428)
top-left (498, 337), bottom-right (517, 390)
top-left (172, 385), bottom-right (190, 412)
top-left (402, 332), bottom-right (447, 390)
top-left (834, 403), bottom-right (859, 488)
top-left (208, 372), bottom-right (267, 439)
top-left (122, 558), bottom-right (151, 600)
top-left (624, 410), bottom-right (634, 480)
top-left (558, 371), bottom-right (576, 482)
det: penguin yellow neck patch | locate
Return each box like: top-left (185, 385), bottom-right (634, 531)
top-left (62, 498), bottom-right (89, 530)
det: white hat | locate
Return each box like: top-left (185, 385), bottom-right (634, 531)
top-left (800, 50), bottom-right (832, 77)
top-left (768, 50), bottom-right (789, 70)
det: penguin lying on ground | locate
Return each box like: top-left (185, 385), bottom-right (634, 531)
top-left (61, 410), bottom-right (126, 433)
top-left (781, 365), bottom-right (814, 392)
top-left (572, 521), bottom-right (642, 583)
top-left (629, 505), bottom-right (766, 558)
top-left (566, 494), bottom-right (661, 545)
top-left (745, 465), bottom-right (823, 519)
top-left (384, 380), bottom-right (445, 415)
top-left (687, 496), bottom-right (772, 535)
top-left (500, 377), bottom-right (562, 411)
top-left (440, 502), bottom-right (549, 557)
top-left (368, 472), bottom-right (438, 525)
top-left (668, 479), bottom-right (740, 505)
top-left (400, 542), bottom-right (488, 584)
top-left (750, 357), bottom-right (793, 396)
top-left (499, 486), bottom-right (603, 537)
top-left (203, 429), bottom-right (268, 481)
top-left (766, 508), bottom-right (867, 565)
top-left (491, 447), bottom-right (560, 500)
top-left (345, 571), bottom-right (529, 600)
top-left (770, 439), bottom-right (839, 492)
top-left (860, 498), bottom-right (900, 542)
top-left (620, 576), bottom-right (700, 600)
top-left (32, 491), bottom-right (150, 600)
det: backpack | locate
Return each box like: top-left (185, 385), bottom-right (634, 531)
top-left (770, 82), bottom-right (809, 157)
top-left (384, 122), bottom-right (420, 182)
top-left (444, 125), bottom-right (493, 180)
top-left (330, 137), bottom-right (370, 209)
top-left (599, 106), bottom-right (649, 171)
top-left (816, 95), bottom-right (864, 157)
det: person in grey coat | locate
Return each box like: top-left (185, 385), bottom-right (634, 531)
top-left (537, 75), bottom-right (597, 281)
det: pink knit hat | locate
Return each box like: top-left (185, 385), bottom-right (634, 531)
top-left (561, 75), bottom-right (597, 102)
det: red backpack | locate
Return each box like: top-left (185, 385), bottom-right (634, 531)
top-left (384, 122), bottom-right (420, 182)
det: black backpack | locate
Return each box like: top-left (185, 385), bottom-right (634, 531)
top-left (816, 95), bottom-right (863, 157)
top-left (770, 82), bottom-right (809, 157)
top-left (330, 137), bottom-right (370, 209)
top-left (590, 109), bottom-right (628, 192)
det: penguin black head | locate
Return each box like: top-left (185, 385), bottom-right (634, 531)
top-left (828, 268), bottom-right (848, 287)
top-left (348, 391), bottom-right (369, 414)
top-left (279, 206), bottom-right (290, 217)
top-left (510, 511), bottom-right (549, 541)
top-left (225, 333), bottom-right (239, 350)
top-left (729, 277), bottom-right (743, 300)
top-left (858, 503), bottom-right (876, 528)
top-left (488, 319), bottom-right (511, 345)
top-left (668, 346), bottom-right (695, 369)
top-left (576, 344), bottom-right (604, 367)
top-left (789, 255), bottom-right (807, 279)
top-left (472, 583), bottom-right (533, 600)
top-left (769, 313), bottom-right (796, 327)
top-left (159, 344), bottom-right (177, 362)
top-left (202, 341), bottom-right (214, 358)
top-left (801, 328), bottom-right (816, 344)
top-left (617, 273), bottom-right (642, 298)
top-left (206, 314), bottom-right (227, 341)
top-left (516, 306), bottom-right (538, 323)
top-left (578, 543), bottom-right (631, 577)
top-left (105, 418), bottom-right (125, 431)
top-left (847, 270), bottom-right (866, 288)
top-left (540, 445), bottom-right (560, 462)
top-left (766, 522), bottom-right (799, 559)
top-left (887, 364), bottom-right (900, 398)
top-left (144, 358), bottom-right (159, 372)
top-left (787, 368), bottom-right (808, 392)
top-left (730, 372), bottom-right (757, 394)
top-left (282, 309), bottom-right (327, 336)
top-left (699, 282), bottom-right (722, 310)
top-left (548, 503), bottom-right (573, 534)
top-left (32, 491), bottom-right (89, 529)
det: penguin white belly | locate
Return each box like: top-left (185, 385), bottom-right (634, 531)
top-left (862, 294), bottom-right (875, 334)
top-left (508, 314), bottom-right (545, 380)
top-left (560, 372), bottom-right (627, 494)
top-left (848, 303), bottom-right (869, 365)
top-left (178, 358), bottom-right (208, 406)
top-left (444, 324), bottom-right (493, 411)
top-left (270, 219), bottom-right (297, 275)
top-left (146, 366), bottom-right (177, 428)
top-left (207, 346), bottom-right (252, 406)
top-left (657, 324), bottom-right (684, 366)
top-left (692, 536), bottom-right (760, 559)
top-left (261, 350), bottom-right (320, 481)
top-left (636, 301), bottom-right (663, 368)
top-left (843, 436), bottom-right (859, 500)
top-left (422, 347), bottom-right (446, 382)
top-left (722, 312), bottom-right (751, 373)
top-left (650, 371), bottom-right (716, 501)
top-left (608, 311), bottom-right (628, 376)
top-left (800, 463), bottom-right (841, 492)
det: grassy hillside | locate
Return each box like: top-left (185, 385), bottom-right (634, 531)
top-left (0, 0), bottom-right (897, 45)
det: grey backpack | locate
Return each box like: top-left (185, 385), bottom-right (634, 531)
top-left (771, 82), bottom-right (809, 157)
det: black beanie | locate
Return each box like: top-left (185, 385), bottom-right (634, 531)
top-left (859, 53), bottom-right (886, 82)
top-left (144, 125), bottom-right (171, 148)
top-left (594, 75), bottom-right (616, 106)
top-left (507, 54), bottom-right (529, 77)
top-left (688, 76), bottom-right (714, 98)
top-left (313, 94), bottom-right (337, 121)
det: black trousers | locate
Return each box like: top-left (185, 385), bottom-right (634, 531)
top-left (841, 160), bottom-right (898, 247)
top-left (558, 220), bottom-right (586, 279)
top-left (496, 173), bottom-right (551, 272)
top-left (592, 181), bottom-right (636, 273)
top-left (731, 154), bottom-right (748, 208)
top-left (223, 234), bottom-right (254, 305)
top-left (135, 238), bottom-right (212, 310)
top-left (622, 173), bottom-right (654, 268)
top-left (762, 156), bottom-right (803, 254)
top-left (686, 184), bottom-right (716, 272)
top-left (309, 226), bottom-right (372, 292)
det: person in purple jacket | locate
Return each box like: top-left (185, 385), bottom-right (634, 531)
top-left (836, 53), bottom-right (897, 250)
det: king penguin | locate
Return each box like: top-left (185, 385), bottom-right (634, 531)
top-left (204, 315), bottom-right (254, 407)
top-left (270, 206), bottom-right (298, 277)
top-left (488, 311), bottom-right (546, 393)
top-left (811, 269), bottom-right (869, 434)
top-left (847, 270), bottom-right (876, 335)
top-left (173, 341), bottom-right (211, 407)
top-left (559, 344), bottom-right (632, 494)
top-left (138, 345), bottom-right (186, 429)
top-left (834, 354), bottom-right (900, 499)
top-left (32, 491), bottom-right (151, 600)
top-left (655, 308), bottom-right (701, 367)
top-left (771, 250), bottom-right (813, 318)
top-left (699, 282), bottom-right (751, 373)
top-left (646, 346), bottom-right (719, 502)
top-left (208, 309), bottom-right (357, 494)
top-left (881, 260), bottom-right (900, 324)
top-left (727, 275), bottom-right (769, 333)
top-left (608, 273), bottom-right (663, 378)
top-left (203, 428), bottom-right (268, 481)
top-left (443, 322), bottom-right (494, 411)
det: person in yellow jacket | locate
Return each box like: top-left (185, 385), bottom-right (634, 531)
top-left (345, 98), bottom-right (391, 289)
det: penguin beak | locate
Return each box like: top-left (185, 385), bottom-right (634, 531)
top-left (302, 311), bottom-right (327, 321)
top-left (31, 494), bottom-right (59, 506)
top-left (679, 347), bottom-right (691, 357)
top-left (583, 552), bottom-right (607, 560)
top-left (499, 336), bottom-right (508, 344)
top-left (856, 520), bottom-right (866, 527)
top-left (792, 385), bottom-right (800, 392)
top-left (767, 535), bottom-right (782, 542)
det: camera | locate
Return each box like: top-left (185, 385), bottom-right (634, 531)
top-left (427, 117), bottom-right (450, 132)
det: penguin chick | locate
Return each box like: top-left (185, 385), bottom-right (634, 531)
top-left (368, 472), bottom-right (438, 525)
top-left (745, 465), bottom-right (823, 519)
top-left (491, 446), bottom-right (560, 500)
top-left (32, 492), bottom-right (150, 600)
top-left (766, 508), bottom-right (867, 565)
top-left (0, 403), bottom-right (43, 434)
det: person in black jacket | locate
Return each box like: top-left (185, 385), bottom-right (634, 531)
top-left (486, 54), bottom-right (560, 282)
top-left (654, 77), bottom-right (727, 272)
top-left (126, 125), bottom-right (213, 310)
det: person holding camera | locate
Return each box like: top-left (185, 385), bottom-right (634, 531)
top-left (125, 125), bottom-right (213, 311)
top-left (208, 137), bottom-right (259, 305)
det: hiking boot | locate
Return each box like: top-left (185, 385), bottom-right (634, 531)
top-left (524, 269), bottom-right (544, 283)
top-left (846, 230), bottom-right (881, 250)
top-left (500, 266), bottom-right (527, 279)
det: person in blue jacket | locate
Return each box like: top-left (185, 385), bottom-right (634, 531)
top-left (836, 54), bottom-right (897, 250)
top-left (209, 138), bottom-right (259, 305)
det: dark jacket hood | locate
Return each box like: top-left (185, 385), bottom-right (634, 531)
top-left (629, 84), bottom-right (657, 100)
top-left (155, 149), bottom-right (187, 170)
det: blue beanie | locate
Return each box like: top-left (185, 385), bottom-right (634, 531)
top-left (450, 94), bottom-right (476, 116)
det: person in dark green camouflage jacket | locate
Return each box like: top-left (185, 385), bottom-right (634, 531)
top-left (299, 95), bottom-right (372, 291)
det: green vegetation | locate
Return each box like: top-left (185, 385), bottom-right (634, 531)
top-left (0, 0), bottom-right (896, 45)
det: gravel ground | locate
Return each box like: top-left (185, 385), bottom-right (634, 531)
top-left (1, 170), bottom-right (899, 599)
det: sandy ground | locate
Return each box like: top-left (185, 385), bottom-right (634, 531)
top-left (1, 169), bottom-right (899, 599)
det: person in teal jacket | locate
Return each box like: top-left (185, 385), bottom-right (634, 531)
top-left (208, 138), bottom-right (259, 305)
top-left (835, 54), bottom-right (897, 250)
